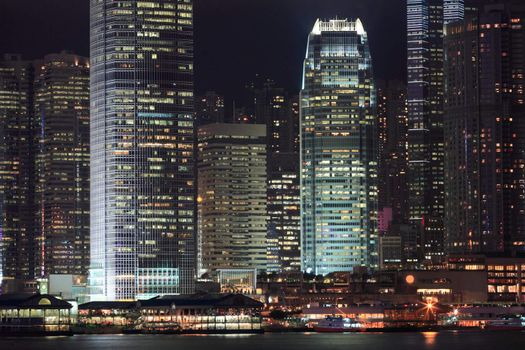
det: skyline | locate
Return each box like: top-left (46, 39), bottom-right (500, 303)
top-left (0, 0), bottom-right (407, 100)
top-left (0, 0), bottom-right (523, 292)
top-left (2, 1), bottom-right (525, 343)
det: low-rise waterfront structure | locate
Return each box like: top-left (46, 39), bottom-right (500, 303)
top-left (447, 255), bottom-right (525, 302)
top-left (0, 294), bottom-right (73, 334)
top-left (0, 292), bottom-right (264, 335)
top-left (261, 255), bottom-right (525, 307)
top-left (77, 301), bottom-right (138, 333)
top-left (217, 269), bottom-right (258, 294)
top-left (74, 293), bottom-right (264, 334)
top-left (261, 270), bottom-right (488, 307)
top-left (139, 294), bottom-right (263, 333)
top-left (301, 302), bottom-right (453, 330)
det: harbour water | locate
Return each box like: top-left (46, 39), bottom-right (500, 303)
top-left (1, 331), bottom-right (524, 350)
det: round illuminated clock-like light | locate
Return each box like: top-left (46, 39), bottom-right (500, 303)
top-left (405, 275), bottom-right (415, 285)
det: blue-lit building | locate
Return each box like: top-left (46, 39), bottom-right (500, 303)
top-left (444, 0), bottom-right (464, 24)
top-left (89, 0), bottom-right (196, 300)
top-left (406, 0), bottom-right (445, 264)
top-left (300, 19), bottom-right (378, 275)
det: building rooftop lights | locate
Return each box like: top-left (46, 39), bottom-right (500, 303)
top-left (311, 18), bottom-right (366, 36)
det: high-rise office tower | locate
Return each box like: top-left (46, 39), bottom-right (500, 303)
top-left (407, 0), bottom-right (445, 263)
top-left (301, 19), bottom-right (377, 275)
top-left (90, 0), bottom-right (196, 300)
top-left (239, 78), bottom-right (301, 272)
top-left (197, 123), bottom-right (267, 273)
top-left (444, 0), bottom-right (465, 24)
top-left (267, 146), bottom-right (301, 274)
top-left (443, 9), bottom-right (479, 255)
top-left (376, 80), bottom-right (419, 267)
top-left (444, 2), bottom-right (525, 255)
top-left (195, 91), bottom-right (225, 126)
top-left (264, 89), bottom-right (300, 273)
top-left (33, 53), bottom-right (90, 278)
top-left (0, 55), bottom-right (35, 288)
top-left (377, 80), bottom-right (409, 229)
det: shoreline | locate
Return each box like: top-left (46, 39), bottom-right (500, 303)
top-left (2, 326), bottom-right (524, 337)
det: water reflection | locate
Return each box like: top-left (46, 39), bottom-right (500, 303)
top-left (422, 331), bottom-right (438, 346)
top-left (182, 334), bottom-right (255, 338)
top-left (3, 331), bottom-right (525, 350)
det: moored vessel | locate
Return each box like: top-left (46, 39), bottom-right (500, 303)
top-left (313, 316), bottom-right (363, 333)
top-left (483, 315), bottom-right (525, 331)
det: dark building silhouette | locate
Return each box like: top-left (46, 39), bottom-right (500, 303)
top-left (444, 1), bottom-right (525, 255)
top-left (238, 76), bottom-right (301, 272)
top-left (377, 80), bottom-right (418, 268)
top-left (195, 91), bottom-right (225, 126)
top-left (264, 91), bottom-right (300, 273)
top-left (1, 52), bottom-right (90, 291)
top-left (377, 80), bottom-right (409, 230)
top-left (0, 54), bottom-right (36, 286)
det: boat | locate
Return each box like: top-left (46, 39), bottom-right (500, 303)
top-left (313, 316), bottom-right (363, 333)
top-left (483, 315), bottom-right (525, 331)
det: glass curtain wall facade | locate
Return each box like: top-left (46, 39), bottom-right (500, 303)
top-left (33, 53), bottom-right (90, 278)
top-left (90, 0), bottom-right (196, 300)
top-left (407, 0), bottom-right (445, 264)
top-left (300, 19), bottom-right (378, 275)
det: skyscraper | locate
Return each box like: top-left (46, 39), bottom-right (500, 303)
top-left (444, 0), bottom-right (465, 24)
top-left (0, 55), bottom-right (35, 288)
top-left (443, 9), bottom-right (480, 255)
top-left (444, 2), bottom-right (525, 255)
top-left (195, 91), bottom-right (225, 126)
top-left (33, 52), bottom-right (90, 278)
top-left (90, 0), bottom-right (196, 300)
top-left (243, 79), bottom-right (301, 273)
top-left (377, 80), bottom-right (409, 230)
top-left (407, 0), bottom-right (445, 263)
top-left (197, 123), bottom-right (267, 273)
top-left (301, 19), bottom-right (377, 275)
top-left (264, 90), bottom-right (300, 273)
top-left (376, 81), bottom-right (417, 267)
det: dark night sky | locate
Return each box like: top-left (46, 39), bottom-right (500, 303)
top-left (0, 0), bottom-right (406, 100)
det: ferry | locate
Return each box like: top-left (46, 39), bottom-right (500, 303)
top-left (483, 315), bottom-right (525, 331)
top-left (313, 316), bottom-right (363, 333)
